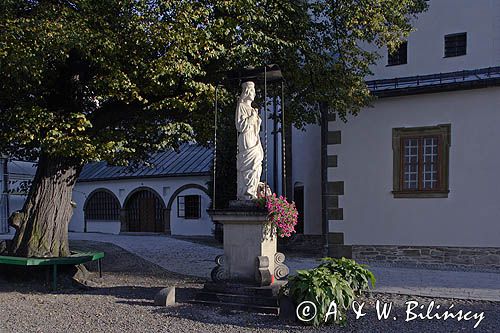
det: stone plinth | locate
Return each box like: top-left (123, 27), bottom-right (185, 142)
top-left (209, 204), bottom-right (287, 285)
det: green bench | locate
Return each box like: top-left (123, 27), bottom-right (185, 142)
top-left (0, 251), bottom-right (104, 290)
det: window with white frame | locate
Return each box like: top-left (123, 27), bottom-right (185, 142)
top-left (402, 137), bottom-right (439, 190)
top-left (177, 195), bottom-right (201, 219)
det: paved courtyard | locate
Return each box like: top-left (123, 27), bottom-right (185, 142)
top-left (62, 232), bottom-right (500, 302)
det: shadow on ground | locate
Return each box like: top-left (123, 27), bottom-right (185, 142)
top-left (0, 240), bottom-right (204, 302)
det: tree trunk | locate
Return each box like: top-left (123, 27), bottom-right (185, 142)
top-left (9, 153), bottom-right (82, 258)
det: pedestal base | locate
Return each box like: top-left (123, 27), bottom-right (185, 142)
top-left (208, 207), bottom-right (289, 285)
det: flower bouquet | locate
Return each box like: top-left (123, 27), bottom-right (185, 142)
top-left (256, 189), bottom-right (298, 238)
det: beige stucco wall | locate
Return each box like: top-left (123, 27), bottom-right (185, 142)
top-left (328, 86), bottom-right (500, 247)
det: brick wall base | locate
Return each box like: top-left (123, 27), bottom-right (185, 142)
top-left (351, 245), bottom-right (500, 271)
top-left (281, 234), bottom-right (500, 272)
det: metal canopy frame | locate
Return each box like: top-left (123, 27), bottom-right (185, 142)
top-left (212, 65), bottom-right (287, 209)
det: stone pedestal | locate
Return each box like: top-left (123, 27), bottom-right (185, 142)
top-left (208, 203), bottom-right (289, 285)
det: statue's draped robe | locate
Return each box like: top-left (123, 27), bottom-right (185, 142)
top-left (235, 102), bottom-right (264, 200)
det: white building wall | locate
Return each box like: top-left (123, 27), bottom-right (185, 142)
top-left (85, 220), bottom-right (121, 234)
top-left (70, 175), bottom-right (212, 236)
top-left (169, 186), bottom-right (213, 236)
top-left (328, 86), bottom-right (500, 247)
top-left (369, 0), bottom-right (499, 79)
top-left (290, 0), bottom-right (500, 237)
top-left (291, 123), bottom-right (322, 234)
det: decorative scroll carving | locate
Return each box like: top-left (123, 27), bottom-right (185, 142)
top-left (255, 256), bottom-right (272, 286)
top-left (274, 264), bottom-right (290, 279)
top-left (215, 255), bottom-right (224, 266)
top-left (211, 255), bottom-right (225, 282)
top-left (275, 252), bottom-right (286, 264)
top-left (274, 252), bottom-right (289, 280)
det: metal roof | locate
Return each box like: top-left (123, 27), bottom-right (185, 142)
top-left (78, 144), bottom-right (213, 182)
top-left (366, 66), bottom-right (500, 97)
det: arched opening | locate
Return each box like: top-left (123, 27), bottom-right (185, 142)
top-left (167, 184), bottom-right (209, 210)
top-left (124, 188), bottom-right (165, 233)
top-left (165, 184), bottom-right (209, 235)
top-left (84, 189), bottom-right (121, 233)
top-left (293, 182), bottom-right (304, 234)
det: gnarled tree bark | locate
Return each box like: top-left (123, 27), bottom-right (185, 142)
top-left (9, 153), bottom-right (82, 258)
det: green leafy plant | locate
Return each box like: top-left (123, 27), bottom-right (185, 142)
top-left (283, 257), bottom-right (375, 326)
top-left (319, 257), bottom-right (376, 295)
top-left (286, 267), bottom-right (355, 326)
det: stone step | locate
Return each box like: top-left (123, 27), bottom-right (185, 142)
top-left (202, 282), bottom-right (283, 298)
top-left (190, 299), bottom-right (280, 315)
top-left (196, 291), bottom-right (279, 307)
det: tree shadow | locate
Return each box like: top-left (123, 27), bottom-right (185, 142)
top-left (0, 272), bottom-right (300, 330)
top-left (151, 301), bottom-right (300, 330)
top-left (0, 263), bottom-right (202, 302)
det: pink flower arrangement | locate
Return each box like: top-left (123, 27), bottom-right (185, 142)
top-left (256, 192), bottom-right (298, 238)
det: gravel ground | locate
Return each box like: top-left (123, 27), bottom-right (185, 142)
top-left (0, 241), bottom-right (498, 333)
top-left (66, 233), bottom-right (500, 301)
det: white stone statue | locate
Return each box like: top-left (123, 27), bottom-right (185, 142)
top-left (236, 81), bottom-right (264, 200)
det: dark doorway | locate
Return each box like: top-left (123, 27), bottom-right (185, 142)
top-left (125, 189), bottom-right (164, 232)
top-left (293, 185), bottom-right (304, 234)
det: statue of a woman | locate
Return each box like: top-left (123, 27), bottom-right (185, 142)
top-left (235, 81), bottom-right (264, 200)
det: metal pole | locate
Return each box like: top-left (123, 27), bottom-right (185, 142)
top-left (273, 96), bottom-right (278, 194)
top-left (52, 264), bottom-right (57, 291)
top-left (1, 158), bottom-right (8, 234)
top-left (212, 85), bottom-right (219, 209)
top-left (281, 81), bottom-right (286, 199)
top-left (264, 66), bottom-right (268, 194)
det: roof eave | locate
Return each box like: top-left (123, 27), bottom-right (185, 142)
top-left (371, 77), bottom-right (500, 98)
top-left (77, 171), bottom-right (211, 183)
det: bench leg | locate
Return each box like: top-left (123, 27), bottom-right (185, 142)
top-left (52, 264), bottom-right (57, 291)
top-left (98, 259), bottom-right (102, 278)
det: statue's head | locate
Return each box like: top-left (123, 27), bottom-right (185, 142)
top-left (239, 81), bottom-right (255, 102)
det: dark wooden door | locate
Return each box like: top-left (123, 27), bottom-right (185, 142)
top-left (126, 190), bottom-right (164, 232)
top-left (139, 197), bottom-right (156, 232)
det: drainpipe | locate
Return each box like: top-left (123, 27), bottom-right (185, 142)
top-left (320, 103), bottom-right (329, 257)
top-left (273, 96), bottom-right (278, 194)
top-left (2, 157), bottom-right (7, 194)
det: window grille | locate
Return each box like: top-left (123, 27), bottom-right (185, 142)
top-left (85, 190), bottom-right (120, 220)
top-left (393, 124), bottom-right (451, 198)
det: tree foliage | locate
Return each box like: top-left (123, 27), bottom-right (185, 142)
top-left (0, 0), bottom-right (427, 164)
